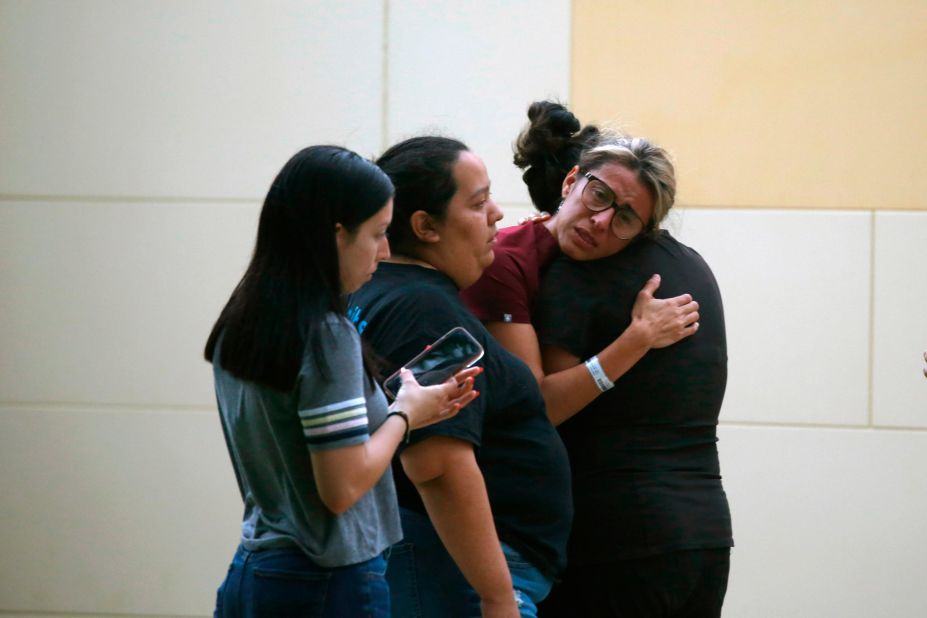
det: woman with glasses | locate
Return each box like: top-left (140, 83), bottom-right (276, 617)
top-left (461, 100), bottom-right (698, 426)
top-left (465, 102), bottom-right (734, 617)
top-left (205, 145), bottom-right (479, 617)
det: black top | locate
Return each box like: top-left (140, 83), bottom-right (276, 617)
top-left (348, 262), bottom-right (572, 579)
top-left (536, 231), bottom-right (733, 564)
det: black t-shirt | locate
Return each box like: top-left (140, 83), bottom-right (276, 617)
top-left (348, 262), bottom-right (572, 579)
top-left (536, 231), bottom-right (733, 565)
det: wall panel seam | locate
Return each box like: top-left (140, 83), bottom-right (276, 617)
top-left (867, 210), bottom-right (876, 427)
top-left (381, 0), bottom-right (390, 152)
top-left (0, 402), bottom-right (215, 415)
top-left (0, 609), bottom-right (206, 618)
top-left (0, 194), bottom-right (259, 205)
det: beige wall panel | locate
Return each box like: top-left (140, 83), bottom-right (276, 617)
top-left (669, 209), bottom-right (871, 425)
top-left (0, 615), bottom-right (186, 618)
top-left (0, 0), bottom-right (384, 199)
top-left (0, 407), bottom-right (240, 615)
top-left (872, 212), bottom-right (927, 427)
top-left (388, 0), bottom-right (570, 206)
top-left (718, 424), bottom-right (927, 617)
top-left (0, 615), bottom-right (187, 618)
top-left (0, 615), bottom-right (188, 618)
top-left (0, 200), bottom-right (258, 407)
top-left (572, 1), bottom-right (927, 209)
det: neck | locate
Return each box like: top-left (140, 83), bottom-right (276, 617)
top-left (385, 254), bottom-right (438, 270)
top-left (543, 212), bottom-right (561, 235)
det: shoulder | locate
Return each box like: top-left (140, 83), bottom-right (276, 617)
top-left (495, 223), bottom-right (555, 262)
top-left (323, 312), bottom-right (358, 334)
top-left (379, 265), bottom-right (456, 303)
top-left (647, 231), bottom-right (716, 278)
top-left (358, 269), bottom-right (483, 355)
top-left (301, 314), bottom-right (363, 375)
top-left (497, 222), bottom-right (534, 244)
top-left (320, 313), bottom-right (361, 346)
top-left (352, 266), bottom-right (457, 327)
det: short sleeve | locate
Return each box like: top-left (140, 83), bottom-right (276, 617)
top-left (366, 286), bottom-right (486, 450)
top-left (535, 258), bottom-right (598, 359)
top-left (460, 249), bottom-right (532, 323)
top-left (296, 316), bottom-right (370, 452)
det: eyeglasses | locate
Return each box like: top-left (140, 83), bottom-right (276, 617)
top-left (580, 172), bottom-right (645, 240)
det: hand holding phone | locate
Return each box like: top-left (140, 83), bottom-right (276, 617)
top-left (383, 327), bottom-right (484, 400)
top-left (390, 365), bottom-right (482, 433)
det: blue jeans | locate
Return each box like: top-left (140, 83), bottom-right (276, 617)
top-left (214, 544), bottom-right (390, 618)
top-left (387, 507), bottom-right (552, 617)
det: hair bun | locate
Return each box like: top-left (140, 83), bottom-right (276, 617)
top-left (527, 101), bottom-right (580, 136)
top-left (513, 100), bottom-right (600, 213)
top-left (515, 101), bottom-right (583, 169)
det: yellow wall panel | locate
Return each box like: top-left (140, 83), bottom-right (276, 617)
top-left (572, 1), bottom-right (927, 209)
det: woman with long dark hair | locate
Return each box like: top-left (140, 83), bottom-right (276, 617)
top-left (205, 145), bottom-right (479, 617)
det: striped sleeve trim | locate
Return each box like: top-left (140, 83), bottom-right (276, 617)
top-left (298, 396), bottom-right (369, 449)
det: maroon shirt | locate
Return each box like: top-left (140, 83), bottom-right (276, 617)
top-left (460, 221), bottom-right (560, 324)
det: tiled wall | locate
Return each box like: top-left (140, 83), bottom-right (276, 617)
top-left (2, 1), bottom-right (925, 617)
top-left (571, 0), bottom-right (927, 210)
top-left (0, 1), bottom-right (568, 615)
top-left (669, 209), bottom-right (927, 616)
top-left (573, 1), bottom-right (927, 615)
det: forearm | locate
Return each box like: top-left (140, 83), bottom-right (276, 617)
top-left (359, 412), bottom-right (409, 482)
top-left (311, 414), bottom-right (407, 513)
top-left (402, 439), bottom-right (515, 612)
top-left (416, 465), bottom-right (514, 609)
top-left (541, 322), bottom-right (650, 425)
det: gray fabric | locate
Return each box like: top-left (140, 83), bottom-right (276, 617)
top-left (214, 313), bottom-right (401, 567)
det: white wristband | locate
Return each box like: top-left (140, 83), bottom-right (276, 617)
top-left (585, 355), bottom-right (615, 393)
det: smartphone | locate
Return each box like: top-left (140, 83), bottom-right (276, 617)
top-left (382, 327), bottom-right (484, 400)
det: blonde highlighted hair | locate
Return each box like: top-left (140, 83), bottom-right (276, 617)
top-left (579, 134), bottom-right (676, 234)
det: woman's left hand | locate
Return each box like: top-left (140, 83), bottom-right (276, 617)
top-left (392, 366), bottom-right (481, 430)
top-left (632, 274), bottom-right (700, 348)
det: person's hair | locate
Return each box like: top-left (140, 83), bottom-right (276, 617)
top-left (375, 136), bottom-right (469, 256)
top-left (514, 100), bottom-right (676, 233)
top-left (513, 101), bottom-right (600, 214)
top-left (204, 145), bottom-right (394, 391)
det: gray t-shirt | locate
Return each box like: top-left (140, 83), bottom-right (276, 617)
top-left (214, 314), bottom-right (401, 567)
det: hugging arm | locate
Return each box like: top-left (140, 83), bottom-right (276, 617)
top-left (487, 274), bottom-right (698, 425)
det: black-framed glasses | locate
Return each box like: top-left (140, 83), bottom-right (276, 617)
top-left (581, 172), bottom-right (645, 240)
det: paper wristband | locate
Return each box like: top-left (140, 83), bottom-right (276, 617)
top-left (584, 355), bottom-right (615, 393)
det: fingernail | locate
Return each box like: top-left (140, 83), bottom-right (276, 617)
top-left (424, 344), bottom-right (431, 350)
top-left (473, 390), bottom-right (480, 397)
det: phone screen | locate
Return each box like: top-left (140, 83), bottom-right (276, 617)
top-left (383, 327), bottom-right (484, 399)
